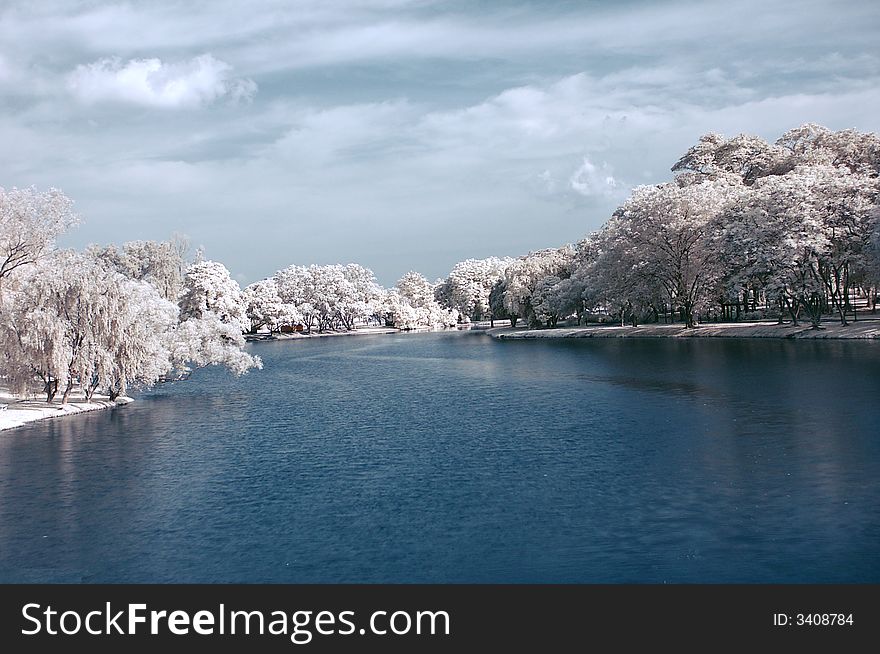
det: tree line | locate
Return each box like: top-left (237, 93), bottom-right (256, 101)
top-left (241, 123), bottom-right (879, 335)
top-left (0, 199), bottom-right (260, 402)
top-left (433, 123), bottom-right (880, 330)
top-left (2, 122), bottom-right (878, 402)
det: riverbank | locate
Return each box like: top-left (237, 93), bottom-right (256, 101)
top-left (490, 319), bottom-right (880, 340)
top-left (243, 324), bottom-right (480, 341)
top-left (0, 390), bottom-right (131, 432)
top-left (245, 326), bottom-right (402, 341)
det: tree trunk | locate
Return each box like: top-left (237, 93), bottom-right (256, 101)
top-left (45, 378), bottom-right (58, 403)
top-left (85, 380), bottom-right (99, 401)
top-left (683, 301), bottom-right (695, 328)
top-left (61, 379), bottom-right (73, 404)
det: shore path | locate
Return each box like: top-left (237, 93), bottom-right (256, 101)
top-left (490, 319), bottom-right (880, 340)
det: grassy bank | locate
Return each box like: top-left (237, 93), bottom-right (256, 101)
top-left (490, 319), bottom-right (880, 340)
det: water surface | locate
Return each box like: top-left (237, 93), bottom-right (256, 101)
top-left (1, 332), bottom-right (878, 582)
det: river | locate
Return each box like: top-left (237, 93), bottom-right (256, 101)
top-left (1, 331), bottom-right (878, 582)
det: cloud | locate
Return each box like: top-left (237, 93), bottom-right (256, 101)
top-left (66, 54), bottom-right (256, 108)
top-left (569, 158), bottom-right (621, 197)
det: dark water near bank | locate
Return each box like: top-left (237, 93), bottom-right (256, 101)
top-left (1, 332), bottom-right (879, 583)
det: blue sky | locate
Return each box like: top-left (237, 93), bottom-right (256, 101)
top-left (1, 0), bottom-right (879, 285)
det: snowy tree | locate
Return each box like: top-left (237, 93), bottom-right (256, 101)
top-left (502, 247), bottom-right (574, 327)
top-left (436, 257), bottom-right (512, 321)
top-left (274, 263), bottom-right (382, 332)
top-left (176, 260), bottom-right (260, 374)
top-left (610, 178), bottom-right (744, 327)
top-left (1, 251), bottom-right (177, 401)
top-left (383, 272), bottom-right (457, 329)
top-left (531, 275), bottom-right (583, 328)
top-left (0, 186), bottom-right (78, 296)
top-left (673, 133), bottom-right (790, 185)
top-left (396, 271), bottom-right (436, 308)
top-left (179, 260), bottom-right (249, 333)
top-left (274, 265), bottom-right (317, 332)
top-left (242, 278), bottom-right (301, 333)
top-left (88, 235), bottom-right (188, 301)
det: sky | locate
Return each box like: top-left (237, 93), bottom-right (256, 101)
top-left (2, 0), bottom-right (879, 286)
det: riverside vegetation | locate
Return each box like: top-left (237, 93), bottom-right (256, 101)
top-left (1, 122), bottom-right (878, 410)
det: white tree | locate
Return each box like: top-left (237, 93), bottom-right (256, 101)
top-left (88, 236), bottom-right (188, 301)
top-left (714, 164), bottom-right (879, 327)
top-left (175, 260), bottom-right (261, 374)
top-left (384, 272), bottom-right (458, 329)
top-left (243, 278), bottom-right (301, 333)
top-left (274, 265), bottom-right (318, 332)
top-left (179, 260), bottom-right (249, 332)
top-left (274, 263), bottom-right (382, 332)
top-left (0, 186), bottom-right (78, 295)
top-left (610, 178), bottom-right (744, 327)
top-left (170, 314), bottom-right (261, 376)
top-left (396, 271), bottom-right (436, 308)
top-left (436, 257), bottom-right (512, 321)
top-left (531, 275), bottom-right (583, 328)
top-left (338, 263), bottom-right (383, 330)
top-left (673, 132), bottom-right (790, 185)
top-left (502, 247), bottom-right (574, 327)
top-left (1, 250), bottom-right (178, 401)
top-left (102, 276), bottom-right (178, 399)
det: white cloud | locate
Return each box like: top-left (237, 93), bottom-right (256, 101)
top-left (66, 54), bottom-right (256, 109)
top-left (569, 158), bottom-right (621, 197)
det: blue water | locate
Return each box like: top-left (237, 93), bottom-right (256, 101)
top-left (1, 331), bottom-right (878, 583)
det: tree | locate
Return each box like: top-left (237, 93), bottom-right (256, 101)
top-left (88, 235), bottom-right (188, 301)
top-left (776, 123), bottom-right (880, 175)
top-left (1, 250), bottom-right (178, 401)
top-left (175, 260), bottom-right (261, 374)
top-left (612, 178), bottom-right (744, 327)
top-left (711, 165), bottom-right (862, 328)
top-left (811, 167), bottom-right (879, 324)
top-left (436, 257), bottom-right (512, 321)
top-left (338, 263), bottom-right (383, 330)
top-left (488, 279), bottom-right (510, 327)
top-left (502, 247), bottom-right (574, 327)
top-left (531, 275), bottom-right (583, 328)
top-left (102, 276), bottom-right (178, 399)
top-left (274, 265), bottom-right (317, 332)
top-left (179, 260), bottom-right (249, 333)
top-left (384, 272), bottom-right (457, 329)
top-left (242, 278), bottom-right (301, 333)
top-left (0, 186), bottom-right (78, 296)
top-left (576, 228), bottom-right (663, 326)
top-left (673, 133), bottom-right (790, 185)
top-left (396, 271), bottom-right (436, 308)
